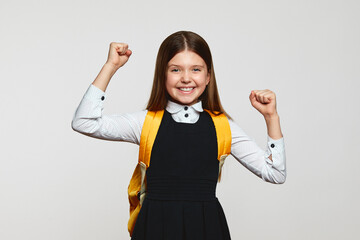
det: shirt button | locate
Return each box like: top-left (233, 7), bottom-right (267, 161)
top-left (184, 106), bottom-right (188, 110)
top-left (271, 143), bottom-right (275, 148)
top-left (101, 96), bottom-right (105, 101)
top-left (184, 113), bottom-right (189, 118)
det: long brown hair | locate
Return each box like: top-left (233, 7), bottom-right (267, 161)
top-left (146, 31), bottom-right (231, 119)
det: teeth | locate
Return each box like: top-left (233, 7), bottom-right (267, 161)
top-left (179, 88), bottom-right (194, 91)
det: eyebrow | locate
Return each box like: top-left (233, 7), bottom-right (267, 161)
top-left (167, 64), bottom-right (205, 68)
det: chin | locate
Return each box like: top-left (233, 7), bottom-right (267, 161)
top-left (180, 99), bottom-right (197, 105)
top-left (172, 98), bottom-right (196, 105)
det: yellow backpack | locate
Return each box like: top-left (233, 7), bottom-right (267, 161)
top-left (127, 109), bottom-right (232, 237)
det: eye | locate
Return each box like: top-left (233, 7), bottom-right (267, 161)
top-left (171, 68), bottom-right (179, 72)
top-left (193, 68), bottom-right (201, 72)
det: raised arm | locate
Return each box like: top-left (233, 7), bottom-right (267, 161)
top-left (229, 89), bottom-right (286, 184)
top-left (71, 43), bottom-right (146, 144)
top-left (249, 89), bottom-right (284, 158)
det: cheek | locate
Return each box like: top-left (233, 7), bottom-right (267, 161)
top-left (165, 77), bottom-right (175, 94)
top-left (166, 74), bottom-right (178, 87)
top-left (195, 73), bottom-right (209, 85)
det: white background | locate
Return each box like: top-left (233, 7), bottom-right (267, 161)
top-left (1, 0), bottom-right (359, 239)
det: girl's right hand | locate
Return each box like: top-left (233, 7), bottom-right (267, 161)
top-left (105, 42), bottom-right (132, 69)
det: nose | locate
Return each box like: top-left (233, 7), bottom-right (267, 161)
top-left (181, 70), bottom-right (191, 83)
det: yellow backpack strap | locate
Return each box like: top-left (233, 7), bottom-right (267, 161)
top-left (139, 110), bottom-right (165, 167)
top-left (204, 109), bottom-right (232, 182)
top-left (127, 110), bottom-right (164, 237)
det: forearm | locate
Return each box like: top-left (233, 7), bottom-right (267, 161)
top-left (92, 63), bottom-right (118, 92)
top-left (264, 113), bottom-right (283, 140)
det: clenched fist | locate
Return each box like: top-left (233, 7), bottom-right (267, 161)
top-left (106, 42), bottom-right (132, 69)
top-left (249, 89), bottom-right (278, 117)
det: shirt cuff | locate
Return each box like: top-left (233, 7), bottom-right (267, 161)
top-left (265, 134), bottom-right (285, 171)
top-left (83, 83), bottom-right (107, 103)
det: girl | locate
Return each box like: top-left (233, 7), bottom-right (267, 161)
top-left (72, 31), bottom-right (286, 240)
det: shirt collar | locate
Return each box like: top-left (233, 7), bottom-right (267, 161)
top-left (166, 100), bottom-right (204, 114)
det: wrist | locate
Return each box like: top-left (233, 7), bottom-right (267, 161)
top-left (264, 112), bottom-right (279, 120)
top-left (104, 62), bottom-right (120, 74)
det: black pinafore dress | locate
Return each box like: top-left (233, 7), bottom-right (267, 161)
top-left (131, 110), bottom-right (231, 240)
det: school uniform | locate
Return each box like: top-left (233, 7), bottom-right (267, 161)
top-left (72, 84), bottom-right (287, 239)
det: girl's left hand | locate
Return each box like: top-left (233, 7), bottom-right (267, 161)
top-left (249, 89), bottom-right (278, 117)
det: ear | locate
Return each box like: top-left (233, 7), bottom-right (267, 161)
top-left (206, 72), bottom-right (210, 85)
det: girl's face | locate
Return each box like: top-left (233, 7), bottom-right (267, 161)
top-left (165, 50), bottom-right (210, 106)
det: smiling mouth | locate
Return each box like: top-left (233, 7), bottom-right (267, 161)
top-left (178, 87), bottom-right (194, 92)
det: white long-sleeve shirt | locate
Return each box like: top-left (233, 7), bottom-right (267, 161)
top-left (72, 84), bottom-right (286, 184)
